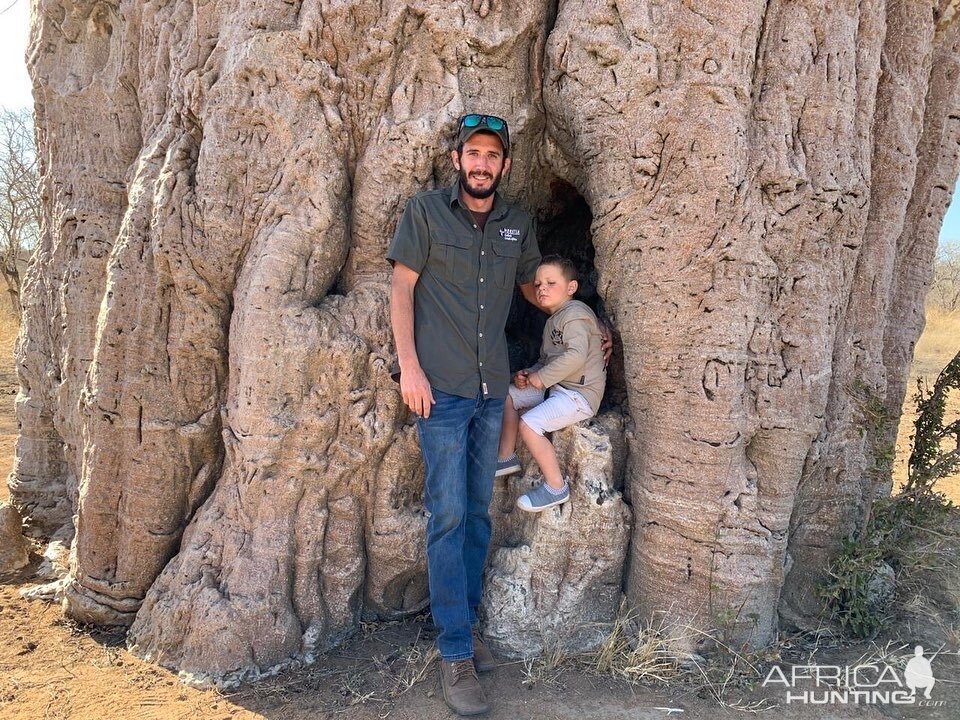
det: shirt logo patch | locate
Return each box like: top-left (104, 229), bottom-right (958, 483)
top-left (551, 327), bottom-right (564, 346)
top-left (499, 228), bottom-right (521, 242)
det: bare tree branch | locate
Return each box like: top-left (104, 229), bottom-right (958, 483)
top-left (0, 107), bottom-right (40, 319)
top-left (929, 242), bottom-right (960, 313)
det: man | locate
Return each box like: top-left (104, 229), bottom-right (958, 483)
top-left (387, 113), bottom-right (540, 715)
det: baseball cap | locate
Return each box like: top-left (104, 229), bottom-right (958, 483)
top-left (457, 114), bottom-right (510, 156)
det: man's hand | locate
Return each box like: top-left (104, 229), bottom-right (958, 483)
top-left (598, 318), bottom-right (614, 367)
top-left (519, 281), bottom-right (540, 310)
top-left (528, 371), bottom-right (544, 390)
top-left (514, 369), bottom-right (530, 389)
top-left (400, 363), bottom-right (435, 418)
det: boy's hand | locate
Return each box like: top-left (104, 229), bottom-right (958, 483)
top-left (514, 369), bottom-right (529, 389)
top-left (528, 371), bottom-right (544, 390)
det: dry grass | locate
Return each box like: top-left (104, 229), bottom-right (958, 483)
top-left (914, 307), bottom-right (960, 375)
top-left (512, 603), bottom-right (687, 689)
top-left (0, 303), bottom-right (19, 505)
top-left (587, 601), bottom-right (688, 684)
top-left (515, 602), bottom-right (780, 712)
top-left (0, 305), bottom-right (18, 346)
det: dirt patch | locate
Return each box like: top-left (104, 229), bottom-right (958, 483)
top-left (2, 564), bottom-right (957, 720)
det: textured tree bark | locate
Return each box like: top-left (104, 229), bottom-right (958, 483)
top-left (782, 1), bottom-right (960, 626)
top-left (12, 0), bottom-right (960, 684)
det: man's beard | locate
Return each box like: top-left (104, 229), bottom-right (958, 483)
top-left (459, 166), bottom-right (503, 199)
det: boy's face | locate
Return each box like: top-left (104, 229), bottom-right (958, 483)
top-left (534, 263), bottom-right (578, 313)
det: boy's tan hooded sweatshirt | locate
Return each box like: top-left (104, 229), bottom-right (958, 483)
top-left (531, 299), bottom-right (606, 414)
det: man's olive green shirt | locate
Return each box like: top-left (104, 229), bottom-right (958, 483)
top-left (387, 184), bottom-right (540, 400)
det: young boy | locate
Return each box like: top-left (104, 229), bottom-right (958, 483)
top-left (496, 255), bottom-right (607, 512)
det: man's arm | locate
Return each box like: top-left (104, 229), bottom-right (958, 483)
top-left (391, 262), bottom-right (435, 418)
top-left (519, 281), bottom-right (538, 308)
top-left (516, 215), bottom-right (541, 307)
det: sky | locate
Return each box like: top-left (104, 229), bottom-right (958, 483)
top-left (0, 0), bottom-right (32, 111)
top-left (940, 188), bottom-right (960, 248)
top-left (0, 0), bottom-right (958, 248)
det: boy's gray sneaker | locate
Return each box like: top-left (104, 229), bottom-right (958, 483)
top-left (516, 482), bottom-right (570, 512)
top-left (495, 454), bottom-right (522, 477)
top-left (440, 659), bottom-right (489, 716)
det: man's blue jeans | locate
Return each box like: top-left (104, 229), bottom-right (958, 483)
top-left (417, 387), bottom-right (504, 661)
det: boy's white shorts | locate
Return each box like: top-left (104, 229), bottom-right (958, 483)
top-left (508, 383), bottom-right (594, 436)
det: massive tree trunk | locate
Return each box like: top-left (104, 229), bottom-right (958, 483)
top-left (11, 0), bottom-right (960, 684)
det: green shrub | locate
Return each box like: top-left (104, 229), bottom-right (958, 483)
top-left (820, 351), bottom-right (959, 637)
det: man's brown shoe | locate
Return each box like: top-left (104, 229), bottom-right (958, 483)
top-left (440, 659), bottom-right (489, 716)
top-left (472, 630), bottom-right (496, 673)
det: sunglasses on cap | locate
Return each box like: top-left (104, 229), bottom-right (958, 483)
top-left (458, 113), bottom-right (510, 154)
top-left (459, 114), bottom-right (508, 132)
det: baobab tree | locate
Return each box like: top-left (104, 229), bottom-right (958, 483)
top-left (9, 0), bottom-right (960, 686)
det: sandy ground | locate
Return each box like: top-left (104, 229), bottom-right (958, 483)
top-left (1, 307), bottom-right (958, 720)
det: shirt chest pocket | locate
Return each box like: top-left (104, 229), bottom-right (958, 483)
top-left (491, 239), bottom-right (521, 289)
top-left (431, 234), bottom-right (474, 285)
